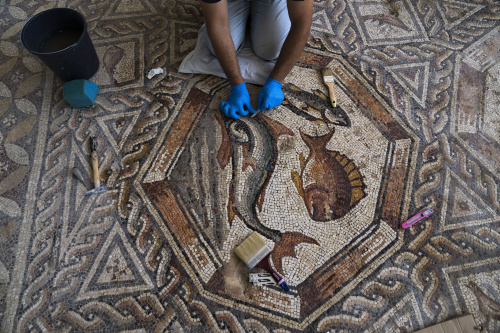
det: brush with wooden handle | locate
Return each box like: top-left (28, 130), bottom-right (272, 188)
top-left (90, 137), bottom-right (100, 188)
top-left (86, 137), bottom-right (108, 195)
top-left (234, 231), bottom-right (290, 292)
top-left (321, 68), bottom-right (337, 108)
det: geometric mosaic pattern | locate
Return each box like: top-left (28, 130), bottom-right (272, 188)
top-left (0, 0), bottom-right (499, 332)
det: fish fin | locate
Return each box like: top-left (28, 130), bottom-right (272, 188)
top-left (228, 186), bottom-right (235, 225)
top-left (348, 169), bottom-right (362, 181)
top-left (291, 170), bottom-right (304, 198)
top-left (256, 186), bottom-right (266, 212)
top-left (344, 162), bottom-right (355, 174)
top-left (329, 151), bottom-right (367, 208)
top-left (215, 113), bottom-right (233, 169)
top-left (288, 83), bottom-right (302, 92)
top-left (351, 187), bottom-right (367, 207)
top-left (255, 170), bottom-right (268, 199)
top-left (304, 107), bottom-right (325, 124)
top-left (258, 113), bottom-right (295, 138)
top-left (305, 116), bottom-right (321, 122)
top-left (304, 102), bottom-right (322, 116)
top-left (332, 152), bottom-right (350, 167)
top-left (271, 231), bottom-right (320, 275)
top-left (255, 170), bottom-right (270, 213)
top-left (218, 143), bottom-right (233, 170)
top-left (242, 159), bottom-right (256, 172)
top-left (242, 144), bottom-right (256, 172)
top-left (314, 89), bottom-right (328, 100)
top-left (350, 179), bottom-right (365, 187)
top-left (299, 152), bottom-right (306, 171)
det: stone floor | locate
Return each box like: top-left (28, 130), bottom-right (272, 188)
top-left (0, 0), bottom-right (499, 332)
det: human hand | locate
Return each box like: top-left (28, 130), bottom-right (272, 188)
top-left (220, 83), bottom-right (256, 119)
top-left (257, 77), bottom-right (284, 112)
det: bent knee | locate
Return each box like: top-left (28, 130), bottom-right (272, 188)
top-left (254, 44), bottom-right (281, 61)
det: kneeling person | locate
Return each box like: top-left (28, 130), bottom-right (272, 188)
top-left (199, 0), bottom-right (313, 119)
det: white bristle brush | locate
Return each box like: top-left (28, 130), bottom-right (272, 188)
top-left (234, 232), bottom-right (290, 292)
top-left (321, 67), bottom-right (337, 108)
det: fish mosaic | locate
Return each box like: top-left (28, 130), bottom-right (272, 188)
top-left (362, 14), bottom-right (412, 32)
top-left (283, 83), bottom-right (351, 127)
top-left (215, 113), bottom-right (324, 277)
top-left (291, 128), bottom-right (367, 222)
top-left (6, 1), bottom-right (500, 331)
top-left (216, 113), bottom-right (295, 242)
top-left (103, 45), bottom-right (125, 83)
top-left (214, 82), bottom-right (366, 277)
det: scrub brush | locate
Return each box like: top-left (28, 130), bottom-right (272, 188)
top-left (321, 68), bottom-right (337, 108)
top-left (234, 232), bottom-right (290, 292)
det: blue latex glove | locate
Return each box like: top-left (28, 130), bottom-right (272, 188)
top-left (220, 83), bottom-right (255, 119)
top-left (257, 77), bottom-right (284, 111)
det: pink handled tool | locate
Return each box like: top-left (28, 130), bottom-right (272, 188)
top-left (402, 208), bottom-right (434, 229)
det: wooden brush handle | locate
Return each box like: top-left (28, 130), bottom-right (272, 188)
top-left (326, 82), bottom-right (336, 108)
top-left (91, 151), bottom-right (100, 188)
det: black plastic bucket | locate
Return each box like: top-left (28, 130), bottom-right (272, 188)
top-left (21, 8), bottom-right (99, 81)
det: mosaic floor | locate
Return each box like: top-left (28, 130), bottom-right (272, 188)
top-left (0, 0), bottom-right (499, 332)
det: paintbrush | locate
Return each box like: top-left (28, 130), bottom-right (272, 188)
top-left (87, 137), bottom-right (108, 195)
top-left (234, 231), bottom-right (290, 292)
top-left (321, 68), bottom-right (337, 108)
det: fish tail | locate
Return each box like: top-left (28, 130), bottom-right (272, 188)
top-left (299, 129), bottom-right (335, 152)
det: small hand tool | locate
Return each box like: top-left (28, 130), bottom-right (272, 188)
top-left (249, 273), bottom-right (276, 287)
top-left (234, 231), bottom-right (290, 292)
top-left (321, 68), bottom-right (337, 108)
top-left (402, 208), bottom-right (433, 229)
top-left (86, 137), bottom-right (108, 196)
top-left (72, 167), bottom-right (92, 190)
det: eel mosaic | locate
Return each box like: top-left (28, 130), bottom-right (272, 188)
top-left (217, 114), bottom-right (294, 242)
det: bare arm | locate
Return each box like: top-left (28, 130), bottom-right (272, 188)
top-left (270, 0), bottom-right (313, 83)
top-left (200, 0), bottom-right (244, 86)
